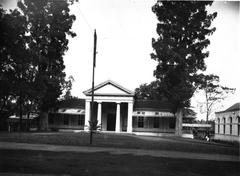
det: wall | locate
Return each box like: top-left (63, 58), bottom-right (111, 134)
top-left (214, 110), bottom-right (240, 143)
top-left (132, 116), bottom-right (175, 133)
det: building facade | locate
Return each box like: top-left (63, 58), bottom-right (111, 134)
top-left (83, 80), bottom-right (134, 133)
top-left (49, 80), bottom-right (177, 135)
top-left (48, 98), bottom-right (85, 130)
top-left (215, 103), bottom-right (240, 143)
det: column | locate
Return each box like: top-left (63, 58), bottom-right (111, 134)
top-left (84, 101), bottom-right (90, 131)
top-left (127, 102), bottom-right (133, 133)
top-left (97, 102), bottom-right (102, 127)
top-left (115, 103), bottom-right (121, 132)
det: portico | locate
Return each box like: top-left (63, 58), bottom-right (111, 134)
top-left (83, 80), bottom-right (134, 133)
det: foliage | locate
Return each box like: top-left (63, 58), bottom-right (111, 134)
top-left (135, 81), bottom-right (166, 101)
top-left (17, 0), bottom-right (76, 112)
top-left (88, 119), bottom-right (101, 145)
top-left (0, 7), bottom-right (32, 130)
top-left (62, 75), bottom-right (75, 100)
top-left (151, 1), bottom-right (217, 135)
top-left (88, 120), bottom-right (101, 131)
top-left (0, 0), bottom-right (76, 130)
top-left (198, 74), bottom-right (235, 122)
top-left (151, 1), bottom-right (217, 113)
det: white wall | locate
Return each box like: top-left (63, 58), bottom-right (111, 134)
top-left (214, 110), bottom-right (240, 142)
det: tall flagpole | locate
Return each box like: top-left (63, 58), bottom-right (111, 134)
top-left (90, 29), bottom-right (97, 144)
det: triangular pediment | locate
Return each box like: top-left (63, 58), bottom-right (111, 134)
top-left (83, 80), bottom-right (134, 96)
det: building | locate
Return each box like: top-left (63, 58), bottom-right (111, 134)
top-left (48, 80), bottom-right (188, 135)
top-left (215, 103), bottom-right (240, 143)
top-left (7, 113), bottom-right (38, 132)
top-left (132, 100), bottom-right (175, 135)
top-left (83, 80), bottom-right (135, 133)
top-left (48, 98), bottom-right (85, 130)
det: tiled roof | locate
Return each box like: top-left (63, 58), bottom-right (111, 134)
top-left (216, 102), bottom-right (240, 114)
top-left (133, 100), bottom-right (172, 112)
top-left (225, 103), bottom-right (240, 112)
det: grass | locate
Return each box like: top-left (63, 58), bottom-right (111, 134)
top-left (0, 149), bottom-right (239, 176)
top-left (0, 131), bottom-right (239, 156)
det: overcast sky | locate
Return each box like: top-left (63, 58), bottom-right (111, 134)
top-left (1, 0), bottom-right (240, 120)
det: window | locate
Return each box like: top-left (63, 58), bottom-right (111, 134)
top-left (223, 118), bottom-right (226, 134)
top-left (63, 115), bottom-right (69, 125)
top-left (229, 117), bottom-right (232, 135)
top-left (138, 117), bottom-right (144, 128)
top-left (217, 118), bottom-right (220, 134)
top-left (153, 117), bottom-right (159, 128)
top-left (78, 115), bottom-right (84, 126)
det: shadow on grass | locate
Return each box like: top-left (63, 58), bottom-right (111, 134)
top-left (0, 149), bottom-right (239, 176)
top-left (0, 132), bottom-right (239, 156)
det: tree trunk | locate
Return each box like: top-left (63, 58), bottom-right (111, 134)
top-left (175, 108), bottom-right (183, 136)
top-left (27, 112), bottom-right (30, 131)
top-left (38, 111), bottom-right (48, 131)
top-left (19, 92), bottom-right (23, 132)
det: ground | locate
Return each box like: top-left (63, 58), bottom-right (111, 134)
top-left (0, 132), bottom-right (239, 176)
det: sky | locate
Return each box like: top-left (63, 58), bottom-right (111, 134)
top-left (1, 0), bottom-right (240, 120)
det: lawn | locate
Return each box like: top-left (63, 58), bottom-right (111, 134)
top-left (0, 149), bottom-right (239, 176)
top-left (0, 132), bottom-right (239, 156)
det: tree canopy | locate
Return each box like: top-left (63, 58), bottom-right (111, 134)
top-left (151, 1), bottom-right (217, 113)
top-left (0, 0), bottom-right (76, 130)
top-left (135, 81), bottom-right (165, 101)
top-left (198, 74), bottom-right (235, 122)
top-left (151, 1), bottom-right (217, 135)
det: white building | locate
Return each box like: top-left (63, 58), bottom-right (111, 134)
top-left (49, 80), bottom-right (177, 135)
top-left (83, 80), bottom-right (176, 134)
top-left (215, 103), bottom-right (240, 143)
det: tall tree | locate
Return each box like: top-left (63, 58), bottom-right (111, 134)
top-left (151, 1), bottom-right (217, 135)
top-left (0, 7), bottom-right (32, 130)
top-left (17, 0), bottom-right (76, 130)
top-left (198, 74), bottom-right (235, 122)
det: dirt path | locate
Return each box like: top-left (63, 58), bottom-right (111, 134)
top-left (0, 141), bottom-right (239, 162)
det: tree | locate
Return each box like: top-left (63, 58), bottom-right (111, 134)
top-left (135, 81), bottom-right (165, 100)
top-left (62, 75), bottom-right (75, 100)
top-left (151, 1), bottom-right (217, 135)
top-left (198, 74), bottom-right (235, 122)
top-left (17, 0), bottom-right (76, 130)
top-left (0, 7), bottom-right (32, 131)
top-left (135, 81), bottom-right (197, 123)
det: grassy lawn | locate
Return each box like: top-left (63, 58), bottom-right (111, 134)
top-left (0, 132), bottom-right (239, 156)
top-left (0, 149), bottom-right (239, 176)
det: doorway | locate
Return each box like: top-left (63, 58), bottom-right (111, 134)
top-left (107, 113), bottom-right (116, 131)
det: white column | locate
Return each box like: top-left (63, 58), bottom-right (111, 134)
top-left (127, 102), bottom-right (133, 133)
top-left (97, 102), bottom-right (102, 127)
top-left (84, 101), bottom-right (90, 131)
top-left (115, 103), bottom-right (121, 132)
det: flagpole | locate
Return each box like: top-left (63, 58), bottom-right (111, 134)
top-left (90, 29), bottom-right (97, 144)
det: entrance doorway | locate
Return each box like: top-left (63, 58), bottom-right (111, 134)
top-left (107, 113), bottom-right (116, 131)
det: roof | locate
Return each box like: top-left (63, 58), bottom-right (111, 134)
top-left (133, 100), bottom-right (172, 112)
top-left (215, 102), bottom-right (240, 114)
top-left (57, 108), bottom-right (85, 115)
top-left (9, 113), bottom-right (38, 120)
top-left (58, 98), bottom-right (85, 109)
top-left (83, 80), bottom-right (134, 96)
